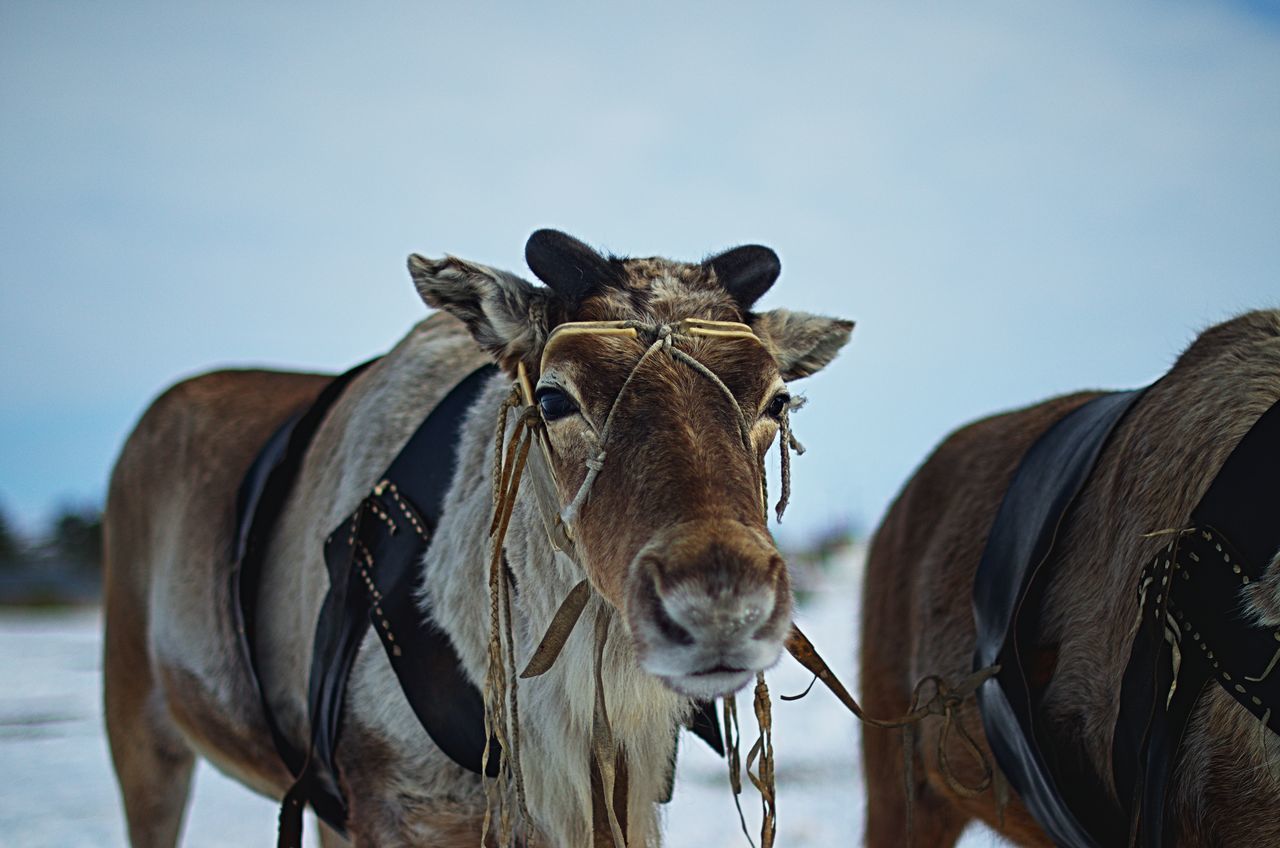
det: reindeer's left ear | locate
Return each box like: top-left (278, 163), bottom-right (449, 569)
top-left (408, 254), bottom-right (557, 370)
top-left (752, 309), bottom-right (855, 381)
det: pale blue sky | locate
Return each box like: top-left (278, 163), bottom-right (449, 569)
top-left (2, 1), bottom-right (1278, 540)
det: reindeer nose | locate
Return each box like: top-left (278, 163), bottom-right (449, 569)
top-left (653, 582), bottom-right (772, 646)
top-left (626, 523), bottom-right (792, 698)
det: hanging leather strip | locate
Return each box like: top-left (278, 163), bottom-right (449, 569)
top-left (972, 389), bottom-right (1144, 848)
top-left (232, 359), bottom-right (376, 831)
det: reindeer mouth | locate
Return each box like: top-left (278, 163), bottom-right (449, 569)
top-left (690, 663), bottom-right (749, 677)
top-left (658, 665), bottom-right (758, 699)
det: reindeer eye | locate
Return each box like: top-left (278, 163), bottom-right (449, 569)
top-left (766, 392), bottom-right (791, 419)
top-left (536, 387), bottom-right (578, 422)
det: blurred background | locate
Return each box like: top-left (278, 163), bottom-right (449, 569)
top-left (1, 1), bottom-right (1277, 845)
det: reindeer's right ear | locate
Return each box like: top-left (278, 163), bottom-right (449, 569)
top-left (408, 254), bottom-right (557, 369)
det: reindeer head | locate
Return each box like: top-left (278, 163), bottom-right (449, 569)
top-left (409, 230), bottom-right (852, 698)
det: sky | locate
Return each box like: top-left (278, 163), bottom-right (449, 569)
top-left (2, 1), bottom-right (1278, 542)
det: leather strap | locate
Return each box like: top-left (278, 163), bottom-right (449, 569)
top-left (277, 364), bottom-right (501, 846)
top-left (973, 390), bottom-right (1143, 848)
top-left (231, 359), bottom-right (375, 832)
top-left (313, 363), bottom-right (501, 791)
top-left (1114, 397), bottom-right (1280, 846)
top-left (970, 387), bottom-right (1280, 848)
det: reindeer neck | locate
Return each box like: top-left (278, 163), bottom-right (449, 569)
top-left (421, 374), bottom-right (688, 845)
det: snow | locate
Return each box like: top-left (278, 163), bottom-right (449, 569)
top-left (0, 553), bottom-right (1009, 846)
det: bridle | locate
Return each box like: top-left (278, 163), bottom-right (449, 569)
top-left (522, 317), bottom-right (792, 535)
top-left (479, 316), bottom-right (966, 848)
top-left (479, 317), bottom-right (789, 846)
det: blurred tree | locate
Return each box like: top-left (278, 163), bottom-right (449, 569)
top-left (784, 518), bottom-right (857, 570)
top-left (48, 503), bottom-right (103, 570)
top-left (0, 504), bottom-right (22, 568)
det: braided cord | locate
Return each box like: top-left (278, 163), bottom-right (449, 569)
top-left (483, 398), bottom-right (536, 846)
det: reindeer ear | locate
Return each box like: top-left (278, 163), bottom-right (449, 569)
top-left (705, 245), bottom-right (781, 310)
top-left (752, 309), bottom-right (854, 381)
top-left (525, 229), bottom-right (616, 306)
top-left (408, 254), bottom-right (556, 369)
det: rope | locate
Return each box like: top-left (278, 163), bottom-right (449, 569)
top-left (745, 674), bottom-right (777, 848)
top-left (784, 626), bottom-right (1000, 821)
top-left (667, 345), bottom-right (753, 453)
top-left (520, 579), bottom-right (591, 679)
top-left (501, 560), bottom-right (533, 839)
top-left (775, 407), bottom-right (794, 522)
top-left (723, 695), bottom-right (755, 848)
top-left (482, 398), bottom-right (536, 847)
top-left (774, 397), bottom-right (806, 522)
top-left (490, 387), bottom-right (524, 532)
top-left (562, 328), bottom-right (671, 526)
top-left (720, 675), bottom-right (779, 848)
top-left (560, 321), bottom-right (776, 527)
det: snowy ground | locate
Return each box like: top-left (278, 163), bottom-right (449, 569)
top-left (0, 551), bottom-right (1009, 847)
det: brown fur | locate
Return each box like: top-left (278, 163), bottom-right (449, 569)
top-left (105, 241), bottom-right (853, 846)
top-left (544, 329), bottom-right (781, 608)
top-left (103, 369), bottom-right (333, 845)
top-left (529, 255), bottom-right (821, 608)
top-left (860, 309), bottom-right (1280, 847)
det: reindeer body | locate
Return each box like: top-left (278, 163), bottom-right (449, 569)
top-left (104, 232), bottom-right (853, 846)
top-left (860, 309), bottom-right (1280, 847)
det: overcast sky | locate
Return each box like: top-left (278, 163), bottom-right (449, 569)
top-left (2, 1), bottom-right (1278, 541)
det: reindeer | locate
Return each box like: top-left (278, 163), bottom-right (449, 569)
top-left (859, 309), bottom-right (1280, 846)
top-left (102, 230), bottom-right (853, 847)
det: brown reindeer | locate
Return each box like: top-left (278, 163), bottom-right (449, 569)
top-left (859, 309), bottom-right (1280, 846)
top-left (102, 230), bottom-right (853, 847)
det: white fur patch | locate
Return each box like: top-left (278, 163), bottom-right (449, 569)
top-left (634, 582), bottom-right (784, 699)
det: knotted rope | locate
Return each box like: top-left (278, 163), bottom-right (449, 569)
top-left (785, 626), bottom-right (1001, 839)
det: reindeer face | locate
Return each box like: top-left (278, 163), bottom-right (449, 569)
top-left (409, 230), bottom-right (853, 698)
top-left (537, 320), bottom-right (792, 697)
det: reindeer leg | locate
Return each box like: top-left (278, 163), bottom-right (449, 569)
top-left (863, 721), bottom-right (970, 848)
top-left (104, 596), bottom-right (195, 847)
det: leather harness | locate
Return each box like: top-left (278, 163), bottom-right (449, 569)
top-left (233, 361), bottom-right (500, 842)
top-left (232, 359), bottom-right (724, 846)
top-left (973, 390), bottom-right (1142, 847)
top-left (973, 390), bottom-right (1280, 847)
top-left (1113, 398), bottom-right (1280, 846)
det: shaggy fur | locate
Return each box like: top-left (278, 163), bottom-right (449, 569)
top-left (103, 238), bottom-right (853, 847)
top-left (859, 309), bottom-right (1280, 847)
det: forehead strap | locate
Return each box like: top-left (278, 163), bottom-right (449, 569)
top-left (537, 318), bottom-right (759, 375)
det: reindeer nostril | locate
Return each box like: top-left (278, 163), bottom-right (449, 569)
top-left (639, 568), bottom-right (696, 647)
top-left (653, 595), bottom-right (696, 647)
top-left (750, 590), bottom-right (788, 641)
